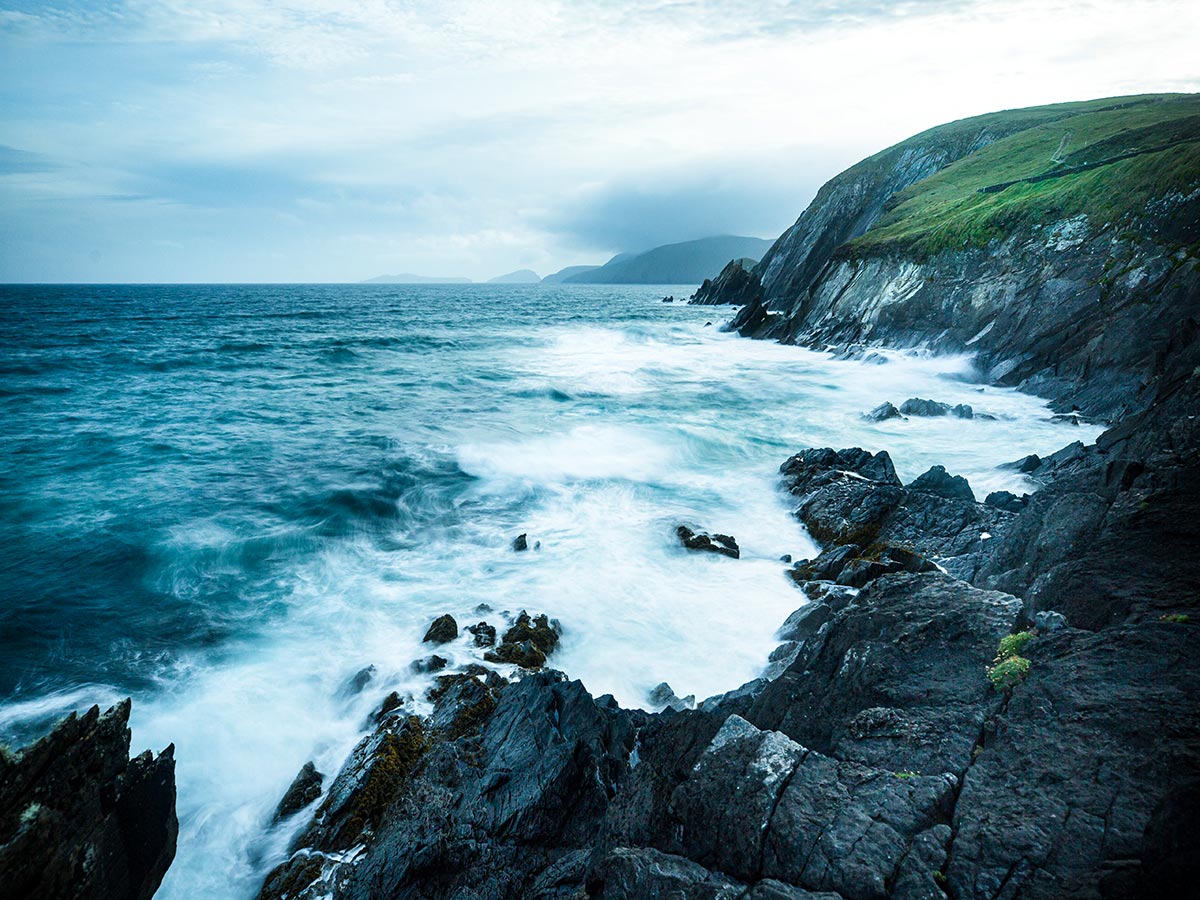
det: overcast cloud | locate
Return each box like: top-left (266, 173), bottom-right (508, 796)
top-left (1, 0), bottom-right (1197, 281)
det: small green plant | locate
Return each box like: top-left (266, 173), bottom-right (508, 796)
top-left (1160, 613), bottom-right (1191, 624)
top-left (996, 631), bottom-right (1035, 660)
top-left (989, 656), bottom-right (1031, 692)
top-left (933, 871), bottom-right (948, 886)
top-left (894, 770), bottom-right (919, 779)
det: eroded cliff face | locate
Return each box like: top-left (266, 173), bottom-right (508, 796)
top-left (737, 205), bottom-right (1200, 419)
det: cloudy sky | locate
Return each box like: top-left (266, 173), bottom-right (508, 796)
top-left (1, 0), bottom-right (1196, 282)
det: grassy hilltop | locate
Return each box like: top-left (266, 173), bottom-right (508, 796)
top-left (839, 93), bottom-right (1200, 257)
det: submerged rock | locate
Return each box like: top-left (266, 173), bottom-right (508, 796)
top-left (676, 525), bottom-right (740, 559)
top-left (423, 614), bottom-right (458, 644)
top-left (274, 761), bottom-right (324, 822)
top-left (863, 401), bottom-right (904, 421)
top-left (410, 654), bottom-right (448, 673)
top-left (484, 612), bottom-right (560, 669)
top-left (0, 699), bottom-right (177, 900)
top-left (512, 533), bottom-right (529, 551)
top-left (467, 621), bottom-right (497, 647)
top-left (341, 664), bottom-right (376, 697)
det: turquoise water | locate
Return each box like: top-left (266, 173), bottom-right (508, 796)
top-left (0, 283), bottom-right (1100, 897)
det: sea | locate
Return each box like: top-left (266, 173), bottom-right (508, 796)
top-left (0, 283), bottom-right (1101, 898)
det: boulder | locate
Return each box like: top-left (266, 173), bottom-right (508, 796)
top-left (341, 664), bottom-right (376, 696)
top-left (676, 525), bottom-right (740, 559)
top-left (512, 533), bottom-right (529, 551)
top-left (909, 465), bottom-right (976, 502)
top-left (984, 489), bottom-right (1028, 512)
top-left (484, 612), bottom-right (560, 669)
top-left (423, 614), bottom-right (458, 644)
top-left (410, 654), bottom-right (448, 673)
top-left (863, 401), bottom-right (904, 421)
top-left (899, 397), bottom-right (951, 416)
top-left (647, 683), bottom-right (695, 712)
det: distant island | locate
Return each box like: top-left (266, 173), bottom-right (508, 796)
top-left (364, 234), bottom-right (773, 287)
top-left (560, 235), bottom-right (772, 284)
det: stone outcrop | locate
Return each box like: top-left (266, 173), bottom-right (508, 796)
top-left (0, 700), bottom-right (177, 900)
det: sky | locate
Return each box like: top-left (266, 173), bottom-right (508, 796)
top-left (0, 0), bottom-right (1197, 283)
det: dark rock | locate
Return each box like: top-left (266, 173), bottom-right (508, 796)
top-left (776, 603), bottom-right (832, 642)
top-left (909, 465), bottom-right (976, 502)
top-left (512, 533), bottom-right (529, 551)
top-left (984, 489), bottom-right (1028, 512)
top-left (947, 624), bottom-right (1200, 899)
top-left (647, 683), bottom-right (695, 712)
top-left (748, 572), bottom-right (1022, 773)
top-left (1000, 453), bottom-right (1042, 473)
top-left (274, 761), bottom-right (323, 822)
top-left (375, 691), bottom-right (405, 720)
top-left (0, 699), bottom-right (177, 900)
top-left (800, 581), bottom-right (858, 610)
top-left (789, 543), bottom-right (860, 582)
top-left (422, 614), bottom-right (458, 644)
top-left (342, 664), bottom-right (375, 696)
top-left (779, 553), bottom-right (792, 563)
top-left (467, 621), bottom-right (497, 647)
top-left (484, 612), bottom-right (560, 669)
top-left (587, 847), bottom-right (742, 899)
top-left (689, 258), bottom-right (764, 307)
top-left (899, 397), bottom-right (951, 416)
top-left (835, 556), bottom-right (904, 587)
top-left (410, 654), bottom-right (448, 673)
top-left (951, 403), bottom-right (975, 419)
top-left (676, 525), bottom-right (740, 559)
top-left (863, 401), bottom-right (904, 421)
top-left (1034, 610), bottom-right (1068, 632)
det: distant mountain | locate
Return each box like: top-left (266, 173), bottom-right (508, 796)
top-left (542, 265), bottom-right (600, 283)
top-left (363, 273), bottom-right (472, 284)
top-left (487, 269), bottom-right (541, 284)
top-left (563, 236), bottom-right (773, 284)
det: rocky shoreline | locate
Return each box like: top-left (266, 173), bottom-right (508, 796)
top-left (5, 354), bottom-right (1197, 900)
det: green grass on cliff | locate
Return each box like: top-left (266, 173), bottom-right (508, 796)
top-left (843, 94), bottom-right (1200, 257)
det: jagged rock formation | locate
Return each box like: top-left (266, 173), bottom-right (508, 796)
top-left (0, 700), bottom-right (177, 900)
top-left (710, 94), bottom-right (1200, 419)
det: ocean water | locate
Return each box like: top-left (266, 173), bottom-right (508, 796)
top-left (0, 283), bottom-right (1100, 898)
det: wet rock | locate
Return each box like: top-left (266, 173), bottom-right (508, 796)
top-left (800, 581), bottom-right (858, 610)
top-left (484, 612), bottom-right (560, 669)
top-left (512, 533), bottom-right (529, 551)
top-left (909, 465), bottom-right (976, 502)
top-left (789, 543), bottom-right (860, 582)
top-left (984, 489), bottom-right (1028, 512)
top-left (951, 403), bottom-right (975, 419)
top-left (899, 397), bottom-right (951, 416)
top-left (274, 761), bottom-right (324, 822)
top-left (647, 683), bottom-right (695, 712)
top-left (587, 847), bottom-right (743, 899)
top-left (375, 691), bottom-right (405, 721)
top-left (342, 664), bottom-right (376, 696)
top-left (776, 602), bottom-right (832, 642)
top-left (689, 258), bottom-right (763, 307)
top-left (423, 614), bottom-right (458, 644)
top-left (1000, 452), bottom-right (1043, 473)
top-left (1034, 610), bottom-right (1068, 632)
top-left (467, 621), bottom-right (497, 647)
top-left (863, 401), bottom-right (904, 421)
top-left (779, 553), bottom-right (792, 563)
top-left (0, 699), bottom-right (177, 900)
top-left (676, 525), bottom-right (740, 559)
top-left (410, 654), bottom-right (448, 673)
